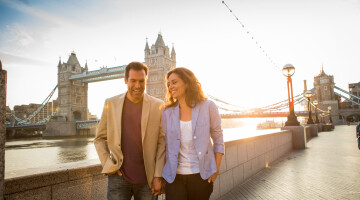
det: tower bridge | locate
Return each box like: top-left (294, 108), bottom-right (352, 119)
top-left (45, 33), bottom-right (176, 137)
top-left (5, 34), bottom-right (360, 137)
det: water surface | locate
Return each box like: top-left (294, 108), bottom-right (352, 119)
top-left (5, 118), bottom-right (291, 175)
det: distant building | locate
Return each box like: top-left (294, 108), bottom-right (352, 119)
top-left (57, 52), bottom-right (88, 121)
top-left (145, 33), bottom-right (176, 100)
top-left (88, 112), bottom-right (98, 120)
top-left (313, 66), bottom-right (339, 124)
top-left (349, 82), bottom-right (360, 109)
top-left (12, 101), bottom-right (56, 123)
top-left (6, 106), bottom-right (12, 122)
top-left (339, 100), bottom-right (352, 109)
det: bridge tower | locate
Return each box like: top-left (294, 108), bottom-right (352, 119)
top-left (145, 33), bottom-right (176, 100)
top-left (57, 51), bottom-right (88, 122)
top-left (313, 66), bottom-right (340, 124)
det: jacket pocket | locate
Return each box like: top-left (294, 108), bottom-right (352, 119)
top-left (202, 150), bottom-right (216, 172)
top-left (109, 153), bottom-right (117, 165)
top-left (102, 156), bottom-right (118, 174)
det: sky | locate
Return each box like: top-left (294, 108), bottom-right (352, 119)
top-left (1, 0), bottom-right (360, 117)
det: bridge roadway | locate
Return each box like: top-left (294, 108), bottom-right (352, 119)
top-left (219, 125), bottom-right (360, 200)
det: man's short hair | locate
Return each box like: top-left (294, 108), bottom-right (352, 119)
top-left (125, 62), bottom-right (149, 80)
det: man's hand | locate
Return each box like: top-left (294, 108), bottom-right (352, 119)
top-left (207, 171), bottom-right (219, 183)
top-left (151, 177), bottom-right (162, 196)
top-left (116, 170), bottom-right (122, 176)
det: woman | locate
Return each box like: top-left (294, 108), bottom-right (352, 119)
top-left (161, 67), bottom-right (224, 200)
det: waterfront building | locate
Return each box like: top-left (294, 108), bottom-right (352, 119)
top-left (339, 100), bottom-right (352, 109)
top-left (349, 82), bottom-right (360, 109)
top-left (6, 106), bottom-right (11, 122)
top-left (12, 101), bottom-right (56, 123)
top-left (313, 67), bottom-right (340, 124)
top-left (145, 33), bottom-right (176, 100)
top-left (57, 52), bottom-right (88, 121)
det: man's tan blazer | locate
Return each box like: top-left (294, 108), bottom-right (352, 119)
top-left (94, 93), bottom-right (165, 187)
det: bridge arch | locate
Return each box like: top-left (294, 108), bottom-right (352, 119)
top-left (72, 111), bottom-right (82, 121)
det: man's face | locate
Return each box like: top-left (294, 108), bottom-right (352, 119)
top-left (125, 69), bottom-right (147, 103)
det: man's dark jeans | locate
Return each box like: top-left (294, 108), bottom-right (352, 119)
top-left (107, 173), bottom-right (153, 200)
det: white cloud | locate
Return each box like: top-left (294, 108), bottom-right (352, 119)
top-left (0, 51), bottom-right (52, 66)
top-left (4, 24), bottom-right (34, 46)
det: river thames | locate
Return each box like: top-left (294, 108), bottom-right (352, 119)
top-left (5, 118), bottom-right (292, 177)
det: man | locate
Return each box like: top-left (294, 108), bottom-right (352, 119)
top-left (94, 62), bottom-right (165, 200)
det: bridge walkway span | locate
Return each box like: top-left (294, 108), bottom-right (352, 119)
top-left (219, 125), bottom-right (360, 200)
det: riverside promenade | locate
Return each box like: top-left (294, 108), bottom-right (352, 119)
top-left (220, 125), bottom-right (360, 200)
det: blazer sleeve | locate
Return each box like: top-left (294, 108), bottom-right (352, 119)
top-left (94, 99), bottom-right (110, 167)
top-left (154, 108), bottom-right (166, 177)
top-left (209, 101), bottom-right (225, 154)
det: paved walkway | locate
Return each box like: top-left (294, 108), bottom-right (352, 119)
top-left (219, 125), bottom-right (360, 200)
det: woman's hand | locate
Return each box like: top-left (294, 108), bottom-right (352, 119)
top-left (208, 152), bottom-right (223, 183)
top-left (151, 177), bottom-right (163, 196)
top-left (207, 171), bottom-right (219, 183)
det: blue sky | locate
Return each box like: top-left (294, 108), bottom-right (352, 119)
top-left (1, 0), bottom-right (360, 117)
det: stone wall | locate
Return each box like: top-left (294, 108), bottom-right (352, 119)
top-left (4, 130), bottom-right (292, 200)
top-left (1, 62), bottom-right (7, 200)
top-left (211, 130), bottom-right (292, 199)
top-left (4, 161), bottom-right (107, 200)
top-left (43, 121), bottom-right (77, 137)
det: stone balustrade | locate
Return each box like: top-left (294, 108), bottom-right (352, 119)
top-left (211, 130), bottom-right (292, 199)
top-left (4, 129), bottom-right (294, 200)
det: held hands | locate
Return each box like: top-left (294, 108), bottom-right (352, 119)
top-left (151, 177), bottom-right (164, 196)
top-left (207, 171), bottom-right (219, 183)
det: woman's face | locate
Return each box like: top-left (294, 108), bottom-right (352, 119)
top-left (168, 73), bottom-right (187, 100)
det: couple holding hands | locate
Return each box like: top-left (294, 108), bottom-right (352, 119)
top-left (94, 62), bottom-right (224, 200)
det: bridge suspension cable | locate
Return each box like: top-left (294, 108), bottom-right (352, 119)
top-left (209, 91), bottom-right (306, 112)
top-left (160, 64), bottom-right (307, 113)
top-left (207, 94), bottom-right (248, 109)
top-left (303, 97), bottom-right (331, 113)
top-left (12, 85), bottom-right (58, 124)
top-left (215, 93), bottom-right (305, 113)
top-left (335, 92), bottom-right (360, 107)
top-left (334, 86), bottom-right (360, 101)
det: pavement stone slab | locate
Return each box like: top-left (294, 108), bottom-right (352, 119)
top-left (219, 125), bottom-right (360, 200)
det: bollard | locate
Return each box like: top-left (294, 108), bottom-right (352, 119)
top-left (0, 60), bottom-right (7, 200)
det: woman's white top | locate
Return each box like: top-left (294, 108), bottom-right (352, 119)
top-left (177, 120), bottom-right (200, 174)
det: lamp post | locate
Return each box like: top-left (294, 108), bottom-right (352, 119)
top-left (282, 64), bottom-right (300, 126)
top-left (319, 113), bottom-right (323, 123)
top-left (304, 90), bottom-right (314, 124)
top-left (328, 106), bottom-right (332, 124)
top-left (313, 100), bottom-right (319, 123)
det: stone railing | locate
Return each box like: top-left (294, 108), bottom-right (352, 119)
top-left (1, 62), bottom-right (7, 199)
top-left (210, 130), bottom-right (292, 199)
top-left (4, 130), bottom-right (293, 200)
top-left (4, 160), bottom-right (107, 199)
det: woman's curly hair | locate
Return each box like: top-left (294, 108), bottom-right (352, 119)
top-left (164, 67), bottom-right (207, 108)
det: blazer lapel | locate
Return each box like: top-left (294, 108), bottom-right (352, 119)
top-left (172, 104), bottom-right (181, 140)
top-left (116, 93), bottom-right (125, 144)
top-left (141, 94), bottom-right (150, 144)
top-left (191, 104), bottom-right (200, 136)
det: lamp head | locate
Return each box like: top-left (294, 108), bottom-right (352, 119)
top-left (328, 106), bottom-right (332, 111)
top-left (313, 100), bottom-right (318, 106)
top-left (304, 90), bottom-right (313, 98)
top-left (282, 64), bottom-right (295, 77)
